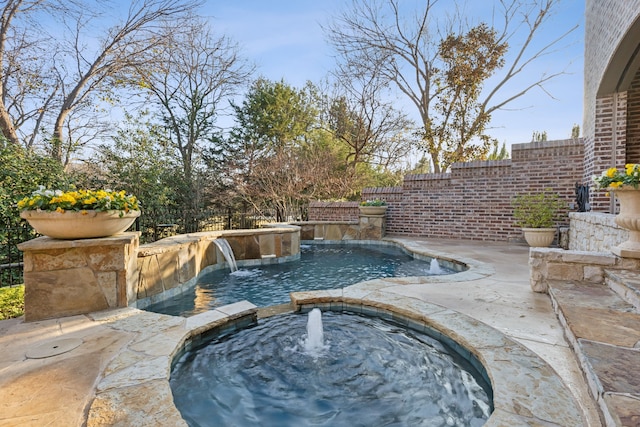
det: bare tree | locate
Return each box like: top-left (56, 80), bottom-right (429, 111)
top-left (48, 0), bottom-right (201, 164)
top-left (240, 146), bottom-right (351, 221)
top-left (326, 0), bottom-right (578, 173)
top-left (131, 17), bottom-right (253, 209)
top-left (327, 71), bottom-right (416, 173)
top-left (0, 0), bottom-right (52, 146)
top-left (0, 0), bottom-right (200, 164)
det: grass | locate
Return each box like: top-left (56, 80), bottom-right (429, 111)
top-left (0, 286), bottom-right (24, 320)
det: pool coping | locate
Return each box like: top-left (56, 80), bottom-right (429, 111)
top-left (85, 289), bottom-right (584, 426)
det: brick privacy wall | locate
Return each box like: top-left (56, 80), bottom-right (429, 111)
top-left (358, 139), bottom-right (584, 242)
top-left (586, 93), bottom-right (628, 212)
top-left (308, 201), bottom-right (360, 221)
top-left (627, 68), bottom-right (640, 163)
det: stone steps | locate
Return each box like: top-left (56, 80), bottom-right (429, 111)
top-left (548, 276), bottom-right (640, 427)
top-left (605, 269), bottom-right (640, 311)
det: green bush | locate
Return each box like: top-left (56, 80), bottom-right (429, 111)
top-left (0, 286), bottom-right (24, 320)
top-left (512, 190), bottom-right (565, 228)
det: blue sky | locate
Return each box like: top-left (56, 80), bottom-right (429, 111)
top-left (203, 0), bottom-right (584, 148)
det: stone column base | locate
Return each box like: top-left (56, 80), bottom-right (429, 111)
top-left (18, 232), bottom-right (140, 322)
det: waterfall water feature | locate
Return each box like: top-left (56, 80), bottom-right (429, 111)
top-left (429, 258), bottom-right (442, 275)
top-left (303, 308), bottom-right (325, 356)
top-left (213, 238), bottom-right (238, 272)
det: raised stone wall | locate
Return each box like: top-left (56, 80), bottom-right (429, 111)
top-left (529, 247), bottom-right (640, 294)
top-left (294, 209), bottom-right (386, 241)
top-left (569, 212), bottom-right (629, 252)
top-left (18, 233), bottom-right (140, 322)
top-left (18, 227), bottom-right (301, 321)
top-left (135, 226), bottom-right (300, 308)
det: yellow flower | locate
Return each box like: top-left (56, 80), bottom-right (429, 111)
top-left (80, 210), bottom-right (88, 215)
top-left (606, 167), bottom-right (618, 178)
top-left (609, 181), bottom-right (623, 188)
top-left (55, 207), bottom-right (65, 213)
top-left (626, 164), bottom-right (635, 175)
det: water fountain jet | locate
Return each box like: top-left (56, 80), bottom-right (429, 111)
top-left (429, 258), bottom-right (442, 275)
top-left (213, 238), bottom-right (237, 272)
top-left (303, 308), bottom-right (325, 356)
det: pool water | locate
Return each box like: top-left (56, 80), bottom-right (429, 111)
top-left (145, 244), bottom-right (452, 317)
top-left (170, 311), bottom-right (492, 426)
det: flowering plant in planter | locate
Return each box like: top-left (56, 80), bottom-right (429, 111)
top-left (360, 199), bottom-right (387, 206)
top-left (592, 164), bottom-right (640, 189)
top-left (17, 186), bottom-right (139, 216)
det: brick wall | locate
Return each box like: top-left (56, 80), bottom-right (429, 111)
top-left (308, 201), bottom-right (359, 221)
top-left (358, 139), bottom-right (584, 242)
top-left (627, 69), bottom-right (640, 163)
top-left (584, 0), bottom-right (640, 139)
top-left (585, 92), bottom-right (628, 212)
top-left (583, 1), bottom-right (640, 213)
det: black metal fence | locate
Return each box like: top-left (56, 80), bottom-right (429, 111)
top-left (0, 222), bottom-right (34, 288)
top-left (1, 205), bottom-right (307, 287)
top-left (134, 206), bottom-right (306, 243)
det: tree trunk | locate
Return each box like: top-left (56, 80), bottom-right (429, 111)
top-left (0, 104), bottom-right (19, 145)
top-left (51, 107), bottom-right (70, 163)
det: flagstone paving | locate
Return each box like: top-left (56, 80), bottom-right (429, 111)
top-left (0, 237), bottom-right (605, 426)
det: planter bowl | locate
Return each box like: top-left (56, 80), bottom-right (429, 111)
top-left (359, 205), bottom-right (388, 215)
top-left (20, 209), bottom-right (140, 239)
top-left (522, 227), bottom-right (556, 247)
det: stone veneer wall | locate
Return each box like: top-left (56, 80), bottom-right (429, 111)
top-left (18, 226), bottom-right (301, 321)
top-left (294, 210), bottom-right (386, 241)
top-left (352, 139), bottom-right (584, 242)
top-left (18, 233), bottom-right (140, 322)
top-left (134, 226), bottom-right (300, 308)
top-left (568, 212), bottom-right (629, 252)
top-left (529, 248), bottom-right (640, 294)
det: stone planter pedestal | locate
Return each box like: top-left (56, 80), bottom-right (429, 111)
top-left (17, 232), bottom-right (140, 322)
top-left (358, 206), bottom-right (387, 240)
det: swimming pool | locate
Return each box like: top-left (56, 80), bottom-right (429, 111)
top-left (145, 243), bottom-right (454, 317)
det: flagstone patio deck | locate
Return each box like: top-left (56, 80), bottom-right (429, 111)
top-left (0, 237), bottom-right (606, 426)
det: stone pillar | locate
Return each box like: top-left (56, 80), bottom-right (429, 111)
top-left (18, 232), bottom-right (140, 322)
top-left (358, 211), bottom-right (386, 240)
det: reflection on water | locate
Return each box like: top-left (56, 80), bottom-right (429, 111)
top-left (193, 287), bottom-right (216, 312)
